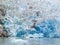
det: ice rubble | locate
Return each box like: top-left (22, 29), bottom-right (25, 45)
top-left (3, 0), bottom-right (60, 38)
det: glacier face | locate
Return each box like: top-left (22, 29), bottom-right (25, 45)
top-left (3, 0), bottom-right (60, 38)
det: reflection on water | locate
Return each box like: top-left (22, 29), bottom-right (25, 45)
top-left (1, 37), bottom-right (60, 45)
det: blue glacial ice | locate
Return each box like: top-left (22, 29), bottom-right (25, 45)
top-left (4, 15), bottom-right (60, 38)
top-left (3, 0), bottom-right (60, 38)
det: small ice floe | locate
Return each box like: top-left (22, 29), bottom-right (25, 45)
top-left (11, 38), bottom-right (28, 43)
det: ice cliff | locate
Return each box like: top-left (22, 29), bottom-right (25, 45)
top-left (0, 0), bottom-right (60, 38)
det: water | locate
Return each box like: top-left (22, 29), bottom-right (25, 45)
top-left (1, 37), bottom-right (60, 45)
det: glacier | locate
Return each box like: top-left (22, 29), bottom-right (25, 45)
top-left (0, 0), bottom-right (60, 38)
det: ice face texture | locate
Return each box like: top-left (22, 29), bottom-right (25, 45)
top-left (1, 0), bottom-right (60, 38)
